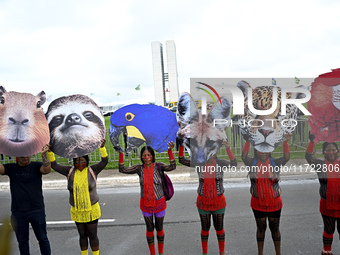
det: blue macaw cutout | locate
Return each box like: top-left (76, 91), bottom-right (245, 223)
top-left (110, 104), bottom-right (178, 153)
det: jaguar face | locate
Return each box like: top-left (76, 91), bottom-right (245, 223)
top-left (237, 83), bottom-right (298, 152)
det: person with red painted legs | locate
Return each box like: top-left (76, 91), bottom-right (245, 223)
top-left (179, 140), bottom-right (237, 255)
top-left (306, 134), bottom-right (340, 255)
top-left (117, 141), bottom-right (175, 255)
top-left (242, 133), bottom-right (292, 255)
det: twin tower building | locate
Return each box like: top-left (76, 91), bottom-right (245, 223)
top-left (151, 41), bottom-right (180, 107)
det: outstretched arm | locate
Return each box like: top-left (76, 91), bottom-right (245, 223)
top-left (161, 141), bottom-right (176, 172)
top-left (272, 133), bottom-right (292, 166)
top-left (178, 145), bottom-right (191, 167)
top-left (241, 141), bottom-right (254, 166)
top-left (305, 139), bottom-right (318, 165)
top-left (305, 133), bottom-right (325, 178)
top-left (91, 139), bottom-right (109, 175)
top-left (0, 163), bottom-right (4, 175)
top-left (178, 137), bottom-right (191, 167)
top-left (282, 133), bottom-right (292, 161)
top-left (117, 150), bottom-right (140, 174)
top-left (48, 151), bottom-right (72, 177)
top-left (220, 140), bottom-right (237, 166)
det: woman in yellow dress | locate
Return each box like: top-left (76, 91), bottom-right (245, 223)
top-left (48, 139), bottom-right (108, 255)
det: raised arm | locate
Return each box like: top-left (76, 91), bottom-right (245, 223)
top-left (40, 144), bottom-right (51, 174)
top-left (117, 152), bottom-right (140, 174)
top-left (91, 139), bottom-right (109, 175)
top-left (241, 141), bottom-right (254, 166)
top-left (274, 133), bottom-right (292, 166)
top-left (282, 133), bottom-right (292, 161)
top-left (178, 145), bottom-right (191, 167)
top-left (161, 141), bottom-right (176, 172)
top-left (48, 151), bottom-right (72, 177)
top-left (305, 134), bottom-right (325, 178)
top-left (305, 140), bottom-right (322, 165)
top-left (0, 163), bottom-right (4, 175)
top-left (219, 140), bottom-right (237, 166)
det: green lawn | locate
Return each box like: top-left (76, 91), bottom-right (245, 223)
top-left (1, 115), bottom-right (320, 170)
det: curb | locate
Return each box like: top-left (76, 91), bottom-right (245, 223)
top-left (0, 173), bottom-right (198, 191)
top-left (0, 159), bottom-right (316, 191)
top-left (0, 171), bottom-right (317, 191)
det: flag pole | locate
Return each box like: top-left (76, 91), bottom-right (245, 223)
top-left (116, 93), bottom-right (120, 109)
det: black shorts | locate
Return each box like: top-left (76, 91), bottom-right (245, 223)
top-left (252, 208), bottom-right (281, 219)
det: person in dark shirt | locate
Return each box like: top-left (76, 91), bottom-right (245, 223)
top-left (178, 140), bottom-right (237, 255)
top-left (0, 144), bottom-right (52, 255)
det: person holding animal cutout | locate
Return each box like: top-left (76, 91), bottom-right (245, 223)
top-left (305, 134), bottom-right (340, 255)
top-left (176, 92), bottom-right (236, 255)
top-left (241, 133), bottom-right (292, 255)
top-left (307, 68), bottom-right (340, 143)
top-left (116, 141), bottom-right (176, 255)
top-left (0, 86), bottom-right (51, 255)
top-left (47, 139), bottom-right (108, 255)
top-left (178, 140), bottom-right (236, 255)
top-left (0, 145), bottom-right (52, 255)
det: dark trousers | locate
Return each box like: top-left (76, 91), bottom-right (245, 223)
top-left (11, 208), bottom-right (51, 255)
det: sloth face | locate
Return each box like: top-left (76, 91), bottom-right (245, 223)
top-left (46, 95), bottom-right (105, 158)
top-left (50, 111), bottom-right (98, 133)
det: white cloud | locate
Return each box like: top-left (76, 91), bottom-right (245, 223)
top-left (0, 0), bottom-right (340, 105)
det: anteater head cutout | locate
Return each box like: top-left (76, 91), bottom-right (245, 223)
top-left (45, 94), bottom-right (105, 158)
top-left (176, 92), bottom-right (232, 165)
top-left (0, 86), bottom-right (50, 157)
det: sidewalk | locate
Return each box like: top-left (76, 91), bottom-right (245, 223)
top-left (0, 159), bottom-right (316, 190)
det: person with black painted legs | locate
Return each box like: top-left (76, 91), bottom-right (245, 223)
top-left (242, 133), bottom-right (292, 255)
top-left (179, 140), bottom-right (236, 255)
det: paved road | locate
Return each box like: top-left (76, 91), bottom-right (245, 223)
top-left (1, 176), bottom-right (339, 255)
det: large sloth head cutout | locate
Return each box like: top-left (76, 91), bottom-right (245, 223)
top-left (45, 94), bottom-right (105, 158)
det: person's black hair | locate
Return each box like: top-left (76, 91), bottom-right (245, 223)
top-left (254, 148), bottom-right (271, 159)
top-left (73, 155), bottom-right (89, 168)
top-left (322, 142), bottom-right (339, 154)
top-left (140, 146), bottom-right (155, 164)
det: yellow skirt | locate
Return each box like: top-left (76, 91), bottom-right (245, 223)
top-left (70, 202), bottom-right (101, 223)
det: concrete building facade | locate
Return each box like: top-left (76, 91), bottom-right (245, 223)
top-left (151, 40), bottom-right (179, 106)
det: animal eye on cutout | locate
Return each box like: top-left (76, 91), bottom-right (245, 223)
top-left (0, 96), bottom-right (4, 104)
top-left (83, 111), bottom-right (94, 121)
top-left (49, 115), bottom-right (65, 129)
top-left (190, 138), bottom-right (197, 148)
top-left (205, 139), bottom-right (216, 148)
top-left (125, 112), bottom-right (135, 121)
top-left (37, 101), bottom-right (41, 108)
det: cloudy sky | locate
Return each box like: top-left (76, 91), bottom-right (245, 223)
top-left (0, 0), bottom-right (339, 108)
